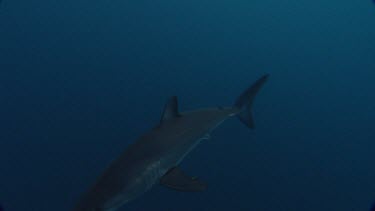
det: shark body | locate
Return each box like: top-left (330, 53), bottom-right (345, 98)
top-left (74, 74), bottom-right (269, 211)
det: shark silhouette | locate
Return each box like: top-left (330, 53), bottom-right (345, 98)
top-left (74, 74), bottom-right (269, 211)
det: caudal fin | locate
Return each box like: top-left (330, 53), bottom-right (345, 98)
top-left (234, 74), bottom-right (269, 129)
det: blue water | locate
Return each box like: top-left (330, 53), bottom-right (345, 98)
top-left (1, 0), bottom-right (375, 210)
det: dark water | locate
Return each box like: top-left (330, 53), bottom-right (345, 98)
top-left (1, 0), bottom-right (375, 210)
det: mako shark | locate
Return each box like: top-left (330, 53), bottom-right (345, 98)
top-left (74, 74), bottom-right (269, 211)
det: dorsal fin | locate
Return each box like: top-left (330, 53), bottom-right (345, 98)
top-left (160, 96), bottom-right (180, 123)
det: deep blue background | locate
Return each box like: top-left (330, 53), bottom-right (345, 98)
top-left (1, 0), bottom-right (375, 210)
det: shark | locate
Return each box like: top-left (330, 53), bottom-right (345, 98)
top-left (73, 74), bottom-right (269, 211)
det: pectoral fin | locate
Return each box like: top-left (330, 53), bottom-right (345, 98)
top-left (160, 167), bottom-right (207, 192)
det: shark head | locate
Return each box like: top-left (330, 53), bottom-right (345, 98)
top-left (73, 200), bottom-right (120, 211)
top-left (73, 198), bottom-right (103, 211)
top-left (73, 204), bottom-right (101, 211)
top-left (73, 190), bottom-right (126, 211)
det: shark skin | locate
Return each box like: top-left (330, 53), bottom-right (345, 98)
top-left (73, 74), bottom-right (269, 211)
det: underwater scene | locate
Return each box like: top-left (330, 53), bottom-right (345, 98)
top-left (1, 0), bottom-right (375, 210)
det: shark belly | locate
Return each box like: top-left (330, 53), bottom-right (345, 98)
top-left (99, 154), bottom-right (172, 210)
top-left (104, 163), bottom-right (166, 210)
top-left (113, 131), bottom-right (210, 204)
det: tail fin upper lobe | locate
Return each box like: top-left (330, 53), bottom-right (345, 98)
top-left (234, 74), bottom-right (269, 129)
